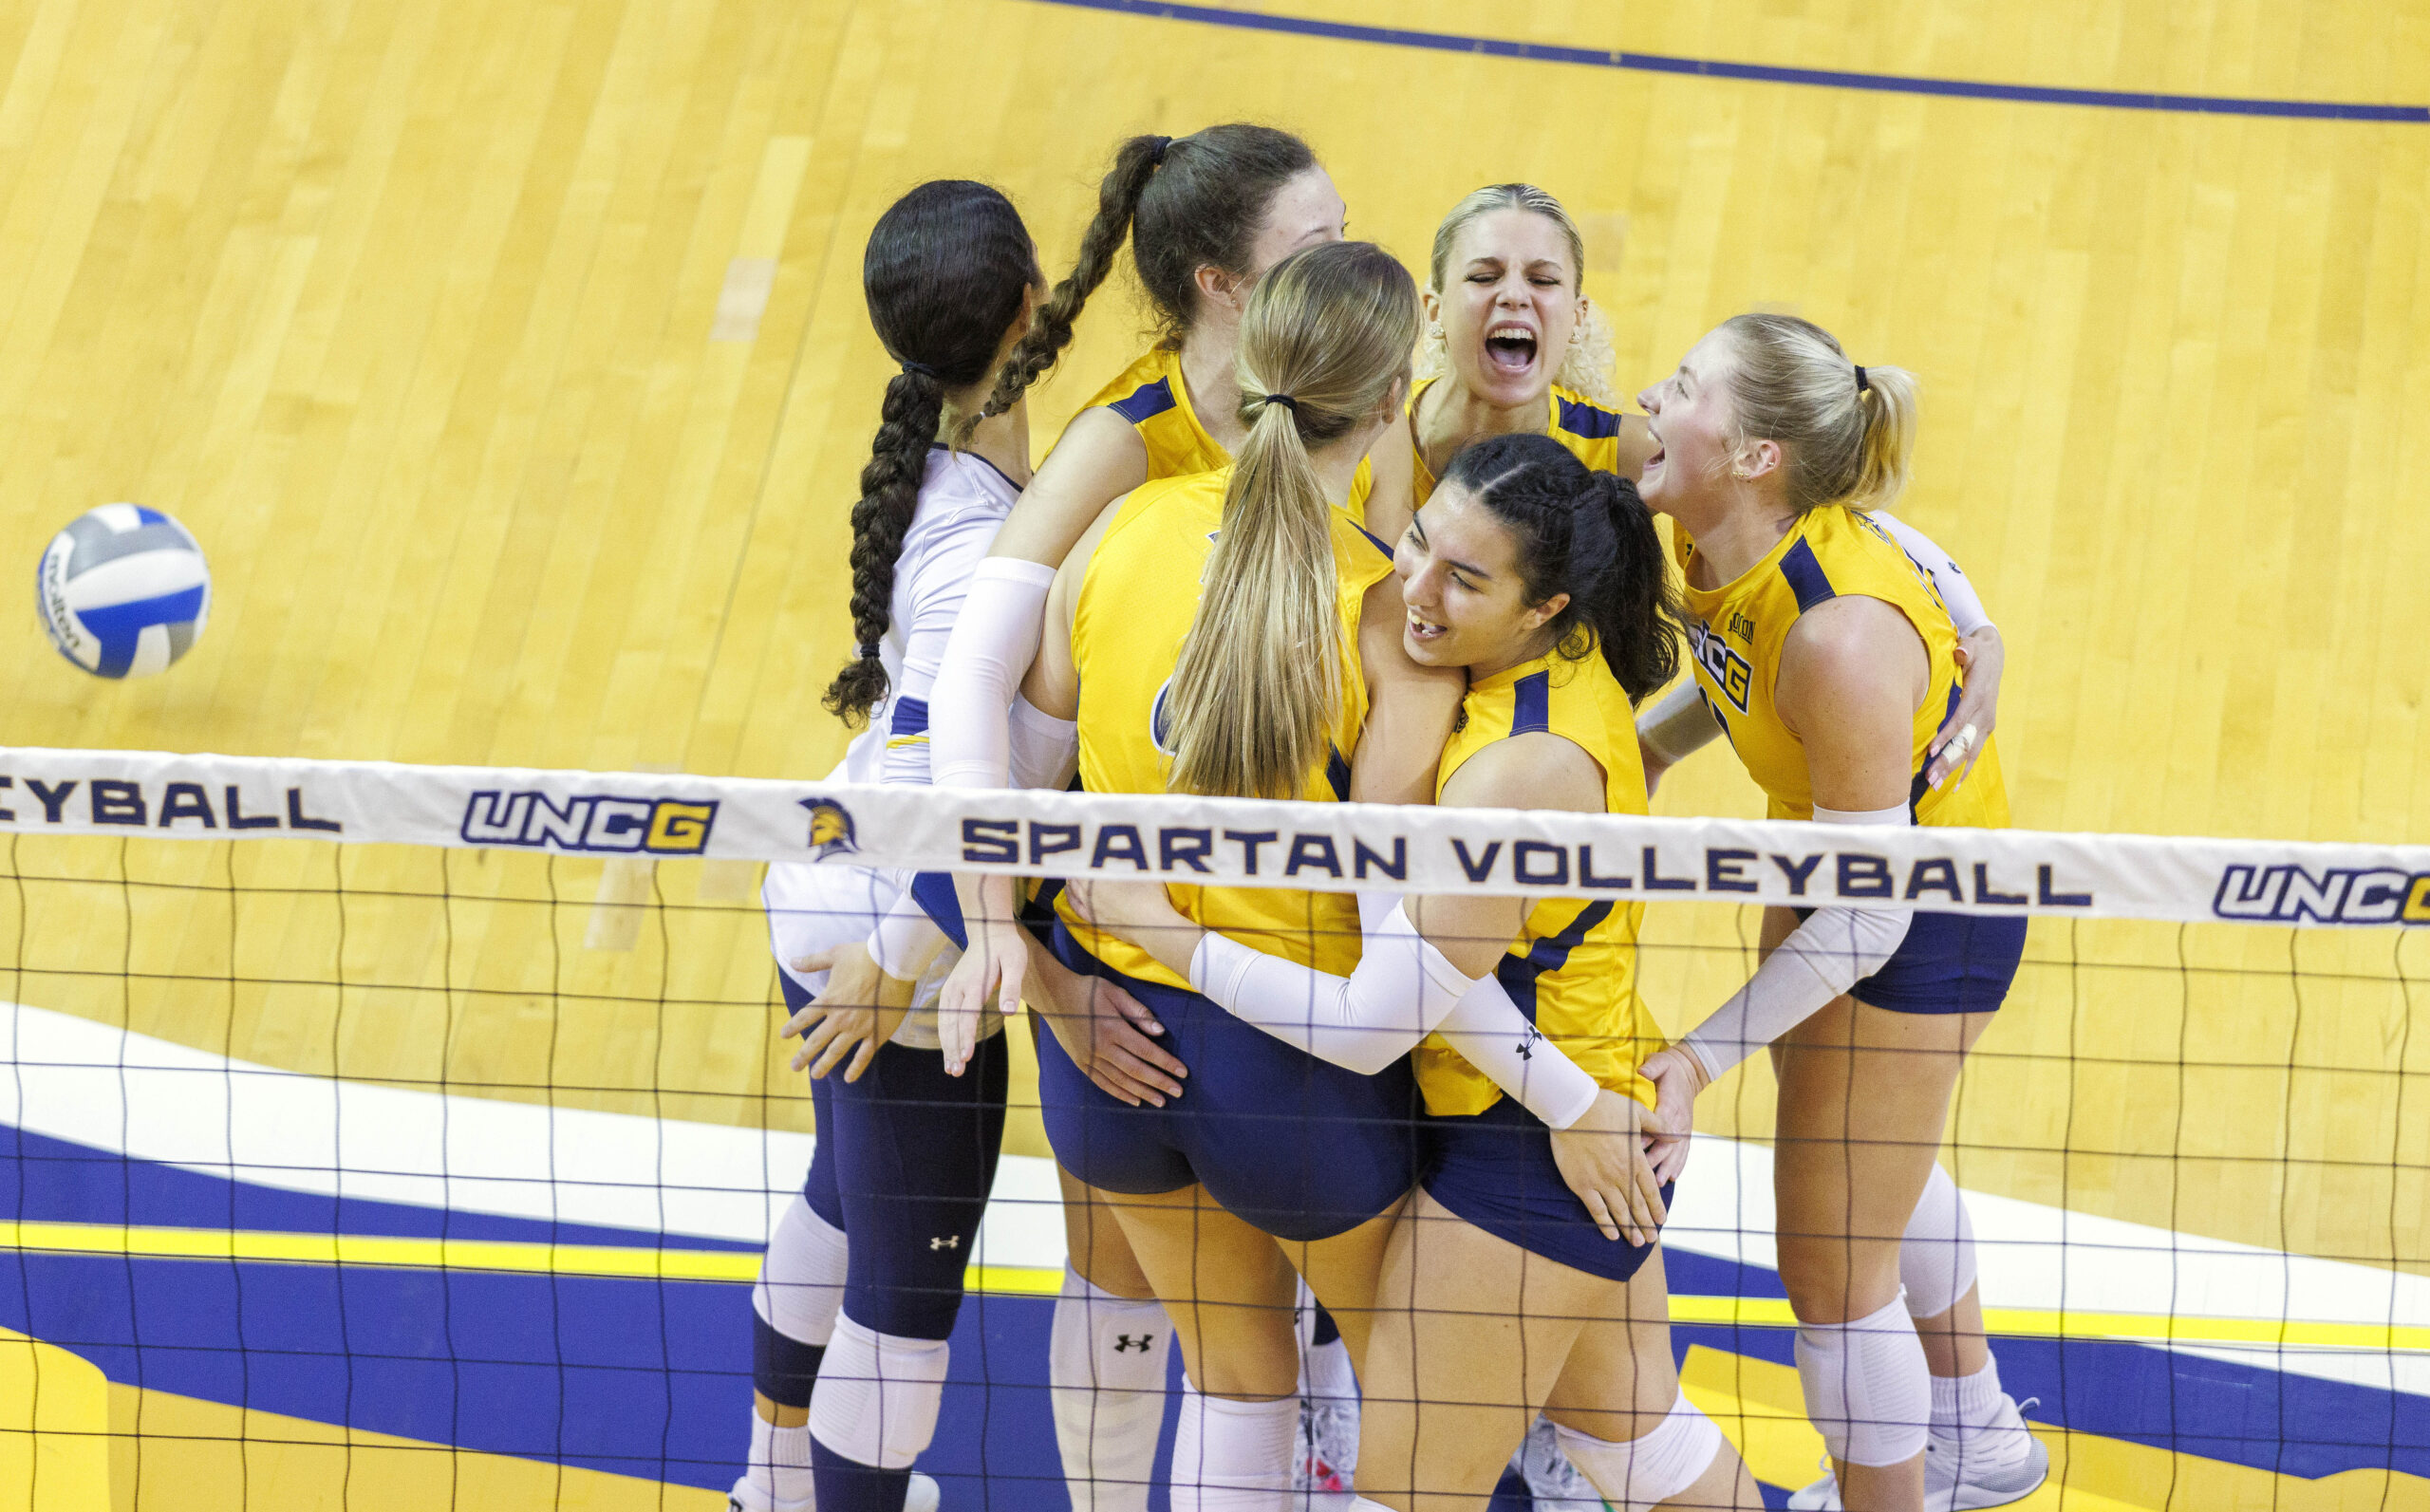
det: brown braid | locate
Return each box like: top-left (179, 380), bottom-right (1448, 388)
top-left (976, 133), bottom-right (1168, 423)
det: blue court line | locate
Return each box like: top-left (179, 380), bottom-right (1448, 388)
top-left (1019, 0), bottom-right (2430, 122)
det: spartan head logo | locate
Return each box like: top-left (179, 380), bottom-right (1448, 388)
top-left (800, 796), bottom-right (860, 860)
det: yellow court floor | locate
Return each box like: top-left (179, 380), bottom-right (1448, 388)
top-left (0, 0), bottom-right (2425, 1429)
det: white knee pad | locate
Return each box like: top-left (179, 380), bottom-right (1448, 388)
top-left (1553, 1394), bottom-right (1723, 1511)
top-left (1168, 1374), bottom-right (1295, 1512)
top-left (1900, 1164), bottom-right (1979, 1318)
top-left (753, 1192), bottom-right (850, 1347)
top-left (1050, 1265), bottom-right (1170, 1511)
top-left (806, 1314), bottom-right (950, 1470)
top-left (1796, 1295), bottom-right (1931, 1466)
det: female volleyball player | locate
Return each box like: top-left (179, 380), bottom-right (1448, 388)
top-left (1632, 314), bottom-right (2045, 1512)
top-left (986, 240), bottom-right (1611, 1512)
top-left (742, 177), bottom-right (1171, 1512)
top-left (1073, 433), bottom-right (1766, 1510)
top-left (909, 123), bottom-right (1392, 1507)
top-left (1411, 182), bottom-right (2004, 797)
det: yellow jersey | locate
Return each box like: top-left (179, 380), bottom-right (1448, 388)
top-left (1088, 345), bottom-right (1376, 528)
top-left (1056, 466), bottom-right (1395, 990)
top-left (1411, 646), bottom-right (1665, 1117)
top-left (1673, 505), bottom-right (2009, 829)
top-left (1407, 376), bottom-right (1635, 506)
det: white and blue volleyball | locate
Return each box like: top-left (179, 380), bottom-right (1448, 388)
top-left (38, 504), bottom-right (211, 679)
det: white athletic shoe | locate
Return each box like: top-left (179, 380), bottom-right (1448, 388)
top-left (727, 1469), bottom-right (943, 1512)
top-left (1785, 1397), bottom-right (2048, 1512)
top-left (1516, 1414), bottom-right (1608, 1512)
top-left (1295, 1392), bottom-right (1361, 1504)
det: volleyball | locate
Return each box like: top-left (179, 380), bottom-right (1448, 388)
top-left (37, 502), bottom-right (212, 679)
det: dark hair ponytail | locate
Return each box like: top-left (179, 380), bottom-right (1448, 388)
top-left (1439, 433), bottom-right (1684, 702)
top-left (825, 180), bottom-right (1041, 727)
top-left (981, 123), bottom-right (1320, 426)
top-left (977, 133), bottom-right (1168, 422)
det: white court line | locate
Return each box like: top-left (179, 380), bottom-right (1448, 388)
top-left (3, 1000), bottom-right (2421, 1395)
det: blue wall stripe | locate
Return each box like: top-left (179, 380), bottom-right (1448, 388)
top-left (1021, 0), bottom-right (2428, 122)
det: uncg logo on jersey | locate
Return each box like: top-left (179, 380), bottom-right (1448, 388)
top-left (1688, 620), bottom-right (1752, 715)
top-left (461, 792), bottom-right (717, 853)
top-left (801, 796), bottom-right (860, 860)
top-left (1148, 678), bottom-right (1177, 756)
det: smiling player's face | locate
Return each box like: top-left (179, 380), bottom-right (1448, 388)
top-left (1635, 329), bottom-right (1741, 517)
top-left (1435, 209), bottom-right (1581, 411)
top-left (1394, 484), bottom-right (1564, 673)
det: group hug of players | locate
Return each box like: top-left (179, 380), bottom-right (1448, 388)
top-left (737, 124), bottom-right (2047, 1512)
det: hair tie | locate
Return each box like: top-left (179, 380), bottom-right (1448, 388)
top-left (1146, 135), bottom-right (1172, 166)
top-left (856, 642), bottom-right (881, 660)
top-left (1262, 392), bottom-right (1299, 414)
top-left (1853, 364), bottom-right (1870, 394)
top-left (900, 359), bottom-right (940, 382)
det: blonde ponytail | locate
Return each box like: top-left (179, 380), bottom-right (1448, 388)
top-left (1165, 241), bottom-right (1419, 799)
top-left (1716, 312), bottom-right (1916, 513)
top-left (1847, 364), bottom-right (1917, 511)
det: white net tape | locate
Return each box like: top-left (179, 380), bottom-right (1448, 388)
top-left (7, 745), bottom-right (2428, 926)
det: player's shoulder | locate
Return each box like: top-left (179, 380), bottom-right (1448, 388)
top-left (1084, 345), bottom-right (1179, 422)
top-left (1550, 383), bottom-right (1628, 442)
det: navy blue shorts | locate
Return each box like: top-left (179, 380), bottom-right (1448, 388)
top-left (1037, 926), bottom-right (1419, 1244)
top-left (1791, 907), bottom-right (2028, 1015)
top-left (778, 972), bottom-right (1008, 1340)
top-left (1421, 1097), bottom-right (1671, 1283)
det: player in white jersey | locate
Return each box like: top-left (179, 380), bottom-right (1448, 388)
top-left (736, 178), bottom-right (1173, 1512)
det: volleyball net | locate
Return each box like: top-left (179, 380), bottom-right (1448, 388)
top-left (1, 745), bottom-right (2424, 1506)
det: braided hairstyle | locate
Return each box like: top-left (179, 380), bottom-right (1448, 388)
top-left (823, 180), bottom-right (1041, 727)
top-left (1439, 433), bottom-right (1684, 702)
top-left (978, 123), bottom-right (1320, 420)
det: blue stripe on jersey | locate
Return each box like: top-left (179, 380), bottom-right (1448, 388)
top-left (1779, 538), bottom-right (1837, 611)
top-left (1509, 671), bottom-right (1551, 735)
top-left (1492, 900), bottom-right (1617, 1017)
top-left (1353, 520), bottom-right (1393, 557)
top-left (1325, 745), bottom-right (1352, 801)
top-left (1555, 394), bottom-right (1623, 439)
top-left (1108, 377), bottom-right (1177, 424)
top-left (890, 696), bottom-right (929, 737)
top-left (910, 871), bottom-right (967, 948)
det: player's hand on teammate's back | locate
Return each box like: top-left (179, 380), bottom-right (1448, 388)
top-left (1063, 878), bottom-right (1200, 980)
top-left (785, 943), bottom-right (914, 1082)
top-left (1548, 1089), bottom-right (1667, 1245)
top-left (1636, 1045), bottom-right (1708, 1185)
top-left (1926, 625), bottom-right (2003, 790)
top-left (1030, 953), bottom-right (1187, 1108)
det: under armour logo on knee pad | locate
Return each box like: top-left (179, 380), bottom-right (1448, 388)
top-left (1112, 1334), bottom-right (1154, 1353)
top-left (929, 1235), bottom-right (960, 1251)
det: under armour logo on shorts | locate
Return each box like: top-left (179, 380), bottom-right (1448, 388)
top-left (1112, 1334), bottom-right (1154, 1353)
top-left (929, 1235), bottom-right (960, 1251)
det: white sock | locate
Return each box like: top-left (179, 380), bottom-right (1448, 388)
top-left (1304, 1335), bottom-right (1356, 1404)
top-left (1050, 1264), bottom-right (1171, 1512)
top-left (1932, 1360), bottom-right (2030, 1460)
top-left (744, 1410), bottom-right (815, 1509)
top-left (1169, 1376), bottom-right (1295, 1512)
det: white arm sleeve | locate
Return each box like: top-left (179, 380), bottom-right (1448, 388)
top-left (877, 510), bottom-right (1003, 788)
top-left (1636, 679), bottom-right (1724, 767)
top-left (1007, 694), bottom-right (1079, 792)
top-left (869, 902), bottom-right (951, 982)
top-left (1187, 904), bottom-right (1601, 1127)
top-left (1871, 511), bottom-right (1991, 636)
top-left (927, 558), bottom-right (1056, 789)
top-left (1679, 802), bottom-right (1916, 1082)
